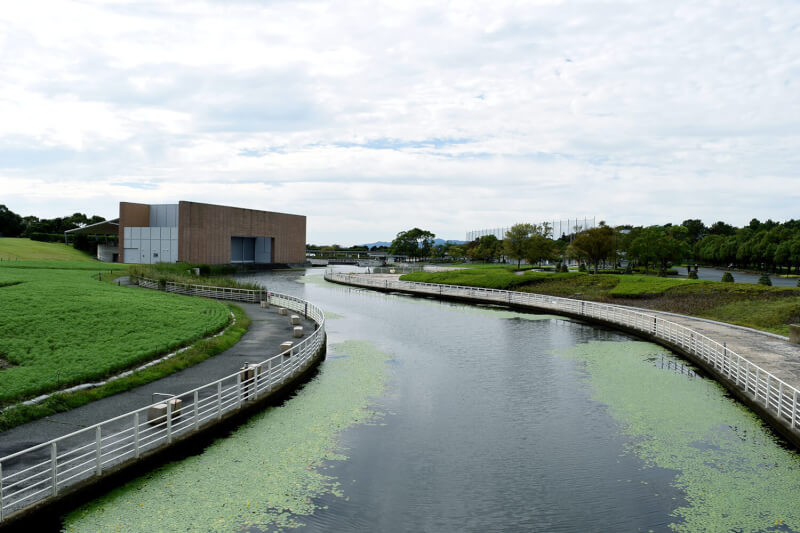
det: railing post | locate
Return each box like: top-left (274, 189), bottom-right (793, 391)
top-left (792, 390), bottom-right (798, 429)
top-left (0, 461), bottom-right (4, 522)
top-left (236, 373), bottom-right (242, 409)
top-left (51, 442), bottom-right (58, 496)
top-left (134, 412), bottom-right (140, 458)
top-left (766, 374), bottom-right (771, 408)
top-left (167, 400), bottom-right (173, 444)
top-left (756, 368), bottom-right (761, 401)
top-left (194, 391), bottom-right (199, 430)
top-left (778, 382), bottom-right (784, 418)
top-left (745, 364), bottom-right (751, 393)
top-left (95, 426), bottom-right (102, 476)
top-left (267, 359), bottom-right (273, 390)
top-left (217, 382), bottom-right (222, 420)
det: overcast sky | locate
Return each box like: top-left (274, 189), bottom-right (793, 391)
top-left (1, 1), bottom-right (798, 245)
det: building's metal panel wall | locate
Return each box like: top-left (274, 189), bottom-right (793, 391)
top-left (122, 226), bottom-right (177, 264)
top-left (118, 202), bottom-right (150, 263)
top-left (255, 236), bottom-right (270, 263)
top-left (149, 204), bottom-right (178, 227)
top-left (178, 201), bottom-right (305, 264)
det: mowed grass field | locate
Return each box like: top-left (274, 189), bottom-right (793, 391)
top-left (402, 266), bottom-right (800, 336)
top-left (0, 237), bottom-right (96, 261)
top-left (0, 240), bottom-right (230, 406)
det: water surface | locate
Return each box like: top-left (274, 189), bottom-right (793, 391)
top-left (63, 268), bottom-right (800, 532)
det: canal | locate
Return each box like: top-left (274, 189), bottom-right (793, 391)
top-left (62, 268), bottom-right (800, 532)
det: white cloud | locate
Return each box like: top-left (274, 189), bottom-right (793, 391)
top-left (1, 0), bottom-right (799, 244)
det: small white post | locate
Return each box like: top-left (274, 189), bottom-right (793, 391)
top-left (193, 391), bottom-right (199, 430)
top-left (166, 400), bottom-right (173, 444)
top-left (95, 426), bottom-right (102, 476)
top-left (766, 374), bottom-right (771, 408)
top-left (134, 413), bottom-right (140, 458)
top-left (217, 382), bottom-right (222, 420)
top-left (51, 442), bottom-right (58, 495)
top-left (236, 373), bottom-right (242, 409)
top-left (0, 462), bottom-right (4, 522)
top-left (778, 382), bottom-right (784, 418)
top-left (792, 390), bottom-right (798, 429)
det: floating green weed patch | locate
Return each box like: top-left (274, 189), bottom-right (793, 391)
top-left (558, 340), bottom-right (800, 532)
top-left (63, 340), bottom-right (390, 532)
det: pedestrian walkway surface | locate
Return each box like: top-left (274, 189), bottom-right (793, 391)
top-left (642, 309), bottom-right (800, 390)
top-left (0, 302), bottom-right (316, 458)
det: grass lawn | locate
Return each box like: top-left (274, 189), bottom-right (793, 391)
top-left (0, 262), bottom-right (230, 406)
top-left (0, 237), bottom-right (97, 261)
top-left (401, 266), bottom-right (800, 336)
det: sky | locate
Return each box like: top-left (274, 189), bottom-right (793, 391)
top-left (1, 1), bottom-right (798, 246)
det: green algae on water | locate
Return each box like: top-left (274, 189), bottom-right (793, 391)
top-left (558, 340), bottom-right (800, 532)
top-left (63, 340), bottom-right (390, 533)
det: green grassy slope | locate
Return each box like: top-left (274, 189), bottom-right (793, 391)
top-left (0, 264), bottom-right (230, 406)
top-left (0, 237), bottom-right (97, 261)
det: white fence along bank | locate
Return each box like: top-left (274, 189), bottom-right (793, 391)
top-left (325, 271), bottom-right (800, 437)
top-left (0, 283), bottom-right (325, 523)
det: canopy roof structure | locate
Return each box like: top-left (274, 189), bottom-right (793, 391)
top-left (64, 218), bottom-right (119, 236)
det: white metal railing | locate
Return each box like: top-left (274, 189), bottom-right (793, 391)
top-left (0, 285), bottom-right (325, 522)
top-left (325, 271), bottom-right (800, 434)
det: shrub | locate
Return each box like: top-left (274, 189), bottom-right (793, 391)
top-left (721, 272), bottom-right (734, 283)
top-left (560, 264), bottom-right (569, 273)
top-left (688, 271), bottom-right (698, 279)
top-left (758, 274), bottom-right (772, 286)
top-left (796, 278), bottom-right (800, 287)
top-left (578, 264), bottom-right (586, 272)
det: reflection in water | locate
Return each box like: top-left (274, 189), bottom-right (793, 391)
top-left (63, 268), bottom-right (800, 532)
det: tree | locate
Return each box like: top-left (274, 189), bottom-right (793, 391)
top-left (504, 223), bottom-right (536, 269)
top-left (681, 219), bottom-right (707, 245)
top-left (389, 228), bottom-right (436, 260)
top-left (524, 233), bottom-right (554, 267)
top-left (0, 205), bottom-right (24, 237)
top-left (569, 223), bottom-right (615, 273)
top-left (467, 235), bottom-right (501, 263)
top-left (447, 244), bottom-right (466, 261)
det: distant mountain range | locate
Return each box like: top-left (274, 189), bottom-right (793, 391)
top-left (358, 238), bottom-right (467, 249)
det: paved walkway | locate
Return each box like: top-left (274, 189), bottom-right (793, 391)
top-left (640, 309), bottom-right (800, 390)
top-left (0, 302), bottom-right (316, 458)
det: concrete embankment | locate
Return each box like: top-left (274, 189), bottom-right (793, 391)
top-left (326, 272), bottom-right (800, 449)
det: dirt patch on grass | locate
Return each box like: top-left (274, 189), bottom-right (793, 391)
top-left (0, 357), bottom-right (17, 370)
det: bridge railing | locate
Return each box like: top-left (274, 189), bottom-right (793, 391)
top-left (0, 284), bottom-right (325, 523)
top-left (325, 271), bottom-right (799, 433)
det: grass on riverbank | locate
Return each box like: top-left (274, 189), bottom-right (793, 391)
top-left (128, 262), bottom-right (264, 290)
top-left (0, 263), bottom-right (230, 406)
top-left (401, 266), bottom-right (800, 336)
top-left (0, 305), bottom-right (250, 432)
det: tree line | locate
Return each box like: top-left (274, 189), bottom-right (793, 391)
top-left (0, 204), bottom-right (106, 238)
top-left (389, 217), bottom-right (800, 275)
